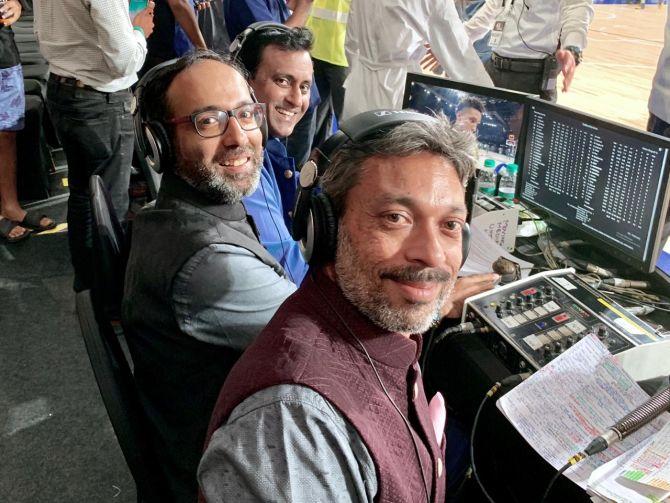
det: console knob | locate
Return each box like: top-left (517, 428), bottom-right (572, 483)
top-left (565, 336), bottom-right (574, 347)
top-left (554, 341), bottom-right (563, 353)
top-left (495, 305), bottom-right (503, 318)
top-left (597, 326), bottom-right (608, 340)
top-left (505, 300), bottom-right (513, 310)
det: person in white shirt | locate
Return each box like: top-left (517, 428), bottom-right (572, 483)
top-left (33, 0), bottom-right (154, 292)
top-left (464, 0), bottom-right (594, 101)
top-left (648, 6), bottom-right (670, 138)
top-left (341, 0), bottom-right (492, 121)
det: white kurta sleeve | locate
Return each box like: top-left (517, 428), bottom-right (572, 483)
top-left (428, 0), bottom-right (493, 86)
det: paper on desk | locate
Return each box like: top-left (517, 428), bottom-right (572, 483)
top-left (471, 207), bottom-right (518, 251)
top-left (497, 335), bottom-right (669, 489)
top-left (461, 225), bottom-right (533, 277)
top-left (618, 420), bottom-right (670, 494)
top-left (587, 435), bottom-right (664, 503)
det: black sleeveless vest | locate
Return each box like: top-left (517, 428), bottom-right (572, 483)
top-left (123, 173), bottom-right (285, 502)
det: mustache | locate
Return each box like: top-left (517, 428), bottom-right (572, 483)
top-left (379, 265), bottom-right (451, 283)
top-left (215, 146), bottom-right (258, 164)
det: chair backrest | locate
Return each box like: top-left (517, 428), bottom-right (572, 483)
top-left (75, 290), bottom-right (168, 502)
top-left (89, 175), bottom-right (128, 321)
top-left (133, 138), bottom-right (162, 201)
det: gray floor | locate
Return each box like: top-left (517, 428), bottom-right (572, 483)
top-left (0, 200), bottom-right (136, 502)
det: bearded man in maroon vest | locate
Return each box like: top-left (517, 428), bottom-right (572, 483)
top-left (199, 110), bottom-right (479, 503)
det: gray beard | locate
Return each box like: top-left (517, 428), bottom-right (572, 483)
top-left (175, 150), bottom-right (262, 204)
top-left (334, 226), bottom-right (455, 335)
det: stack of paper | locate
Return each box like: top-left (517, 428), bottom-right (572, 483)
top-left (496, 335), bottom-right (670, 501)
top-left (461, 225), bottom-right (533, 278)
top-left (588, 421), bottom-right (670, 502)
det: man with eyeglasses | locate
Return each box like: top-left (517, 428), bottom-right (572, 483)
top-left (122, 51), bottom-right (296, 503)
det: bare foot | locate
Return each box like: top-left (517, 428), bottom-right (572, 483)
top-left (2, 208), bottom-right (54, 230)
top-left (0, 216), bottom-right (30, 241)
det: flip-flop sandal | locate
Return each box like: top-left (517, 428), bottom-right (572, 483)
top-left (0, 218), bottom-right (32, 243)
top-left (19, 212), bottom-right (57, 232)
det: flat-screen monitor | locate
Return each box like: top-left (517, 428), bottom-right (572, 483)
top-left (402, 73), bottom-right (529, 167)
top-left (655, 223), bottom-right (670, 282)
top-left (519, 98), bottom-right (670, 273)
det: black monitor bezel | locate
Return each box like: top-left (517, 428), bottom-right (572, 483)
top-left (519, 97), bottom-right (670, 273)
top-left (402, 72), bottom-right (532, 196)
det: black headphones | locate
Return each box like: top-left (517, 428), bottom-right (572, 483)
top-left (133, 59), bottom-right (181, 174)
top-left (133, 53), bottom-right (270, 174)
top-left (229, 21), bottom-right (294, 62)
top-left (290, 109), bottom-right (471, 266)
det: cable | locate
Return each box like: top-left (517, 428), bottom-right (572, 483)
top-left (421, 321), bottom-right (490, 375)
top-left (470, 373), bottom-right (531, 503)
top-left (539, 461), bottom-right (572, 503)
top-left (515, 0), bottom-right (553, 57)
top-left (471, 391), bottom-right (497, 503)
top-left (313, 282), bottom-right (432, 503)
top-left (541, 386), bottom-right (670, 502)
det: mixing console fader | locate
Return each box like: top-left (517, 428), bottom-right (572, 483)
top-left (461, 269), bottom-right (663, 373)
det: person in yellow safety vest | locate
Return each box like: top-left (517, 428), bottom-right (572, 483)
top-left (305, 0), bottom-right (350, 148)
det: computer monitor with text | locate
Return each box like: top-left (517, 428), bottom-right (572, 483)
top-left (519, 98), bottom-right (670, 273)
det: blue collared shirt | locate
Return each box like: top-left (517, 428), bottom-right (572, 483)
top-left (265, 137), bottom-right (299, 226)
top-left (224, 0), bottom-right (290, 41)
top-left (243, 141), bottom-right (309, 285)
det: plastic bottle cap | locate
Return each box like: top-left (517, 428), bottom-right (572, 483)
top-left (506, 163), bottom-right (519, 174)
top-left (484, 159), bottom-right (496, 168)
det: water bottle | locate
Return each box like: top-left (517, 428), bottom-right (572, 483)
top-left (478, 159), bottom-right (496, 196)
top-left (498, 163), bottom-right (518, 201)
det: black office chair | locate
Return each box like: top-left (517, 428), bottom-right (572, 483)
top-left (89, 175), bottom-right (129, 321)
top-left (133, 137), bottom-right (162, 201)
top-left (75, 290), bottom-right (168, 502)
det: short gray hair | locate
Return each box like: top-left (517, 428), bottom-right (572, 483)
top-left (320, 113), bottom-right (478, 215)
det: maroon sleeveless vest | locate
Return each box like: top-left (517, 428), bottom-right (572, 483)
top-left (205, 270), bottom-right (447, 503)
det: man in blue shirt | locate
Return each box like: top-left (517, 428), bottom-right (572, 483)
top-left (225, 0), bottom-right (319, 167)
top-left (236, 24), bottom-right (315, 284)
top-left (223, 0), bottom-right (313, 41)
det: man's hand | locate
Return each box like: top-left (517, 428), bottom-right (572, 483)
top-left (133, 1), bottom-right (155, 38)
top-left (440, 273), bottom-right (500, 319)
top-left (420, 43), bottom-right (443, 75)
top-left (285, 0), bottom-right (314, 27)
top-left (0, 0), bottom-right (23, 27)
top-left (555, 49), bottom-right (577, 93)
top-left (194, 0), bottom-right (210, 11)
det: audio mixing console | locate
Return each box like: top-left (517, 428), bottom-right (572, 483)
top-left (462, 269), bottom-right (664, 373)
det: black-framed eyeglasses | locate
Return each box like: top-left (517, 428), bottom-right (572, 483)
top-left (167, 103), bottom-right (266, 138)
